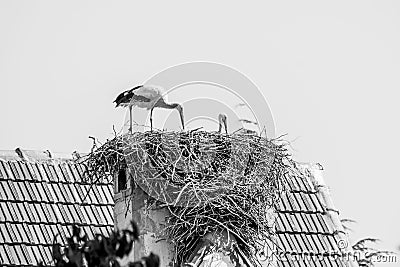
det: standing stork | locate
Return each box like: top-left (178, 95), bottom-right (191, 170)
top-left (218, 113), bottom-right (228, 134)
top-left (114, 85), bottom-right (185, 133)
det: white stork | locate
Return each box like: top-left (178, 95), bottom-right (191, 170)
top-left (218, 113), bottom-right (228, 134)
top-left (114, 85), bottom-right (185, 133)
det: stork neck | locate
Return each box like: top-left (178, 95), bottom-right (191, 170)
top-left (157, 99), bottom-right (177, 109)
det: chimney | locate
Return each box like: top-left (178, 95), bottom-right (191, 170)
top-left (113, 169), bottom-right (175, 266)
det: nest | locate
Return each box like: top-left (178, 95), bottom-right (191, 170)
top-left (84, 130), bottom-right (293, 265)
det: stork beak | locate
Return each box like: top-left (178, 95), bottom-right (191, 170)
top-left (177, 105), bottom-right (185, 130)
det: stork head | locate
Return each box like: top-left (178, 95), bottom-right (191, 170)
top-left (172, 103), bottom-right (185, 130)
top-left (218, 113), bottom-right (228, 134)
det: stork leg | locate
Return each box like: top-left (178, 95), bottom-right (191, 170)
top-left (129, 106), bottom-right (133, 134)
top-left (150, 107), bottom-right (155, 132)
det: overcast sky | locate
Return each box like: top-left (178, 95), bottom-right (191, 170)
top-left (1, 1), bottom-right (399, 265)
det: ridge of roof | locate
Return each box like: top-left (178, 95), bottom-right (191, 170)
top-left (0, 149), bottom-right (85, 163)
top-left (296, 162), bottom-right (359, 267)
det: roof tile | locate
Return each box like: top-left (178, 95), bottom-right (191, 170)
top-left (66, 183), bottom-right (79, 203)
top-left (74, 204), bottom-right (87, 224)
top-left (0, 244), bottom-right (8, 264)
top-left (0, 202), bottom-right (12, 221)
top-left (284, 175), bottom-right (300, 191)
top-left (42, 164), bottom-right (54, 182)
top-left (24, 223), bottom-right (34, 243)
top-left (74, 183), bottom-right (84, 202)
top-left (59, 183), bottom-right (72, 202)
top-left (9, 162), bottom-right (23, 180)
top-left (92, 205), bottom-right (104, 225)
top-left (305, 235), bottom-right (322, 254)
top-left (316, 213), bottom-right (331, 233)
top-left (300, 193), bottom-right (316, 212)
top-left (0, 182), bottom-right (6, 201)
top-left (293, 213), bottom-right (309, 233)
top-left (0, 223), bottom-right (10, 243)
top-left (23, 244), bottom-right (35, 265)
top-left (2, 162), bottom-right (14, 180)
top-left (101, 184), bottom-right (114, 204)
top-left (0, 161), bottom-right (9, 179)
top-left (292, 176), bottom-right (308, 192)
top-left (103, 206), bottom-right (114, 223)
top-left (40, 224), bottom-right (52, 244)
top-left (33, 224), bottom-right (46, 244)
top-left (302, 213), bottom-right (318, 233)
top-left (56, 203), bottom-right (67, 223)
top-left (29, 163), bottom-right (42, 181)
top-left (56, 224), bottom-right (67, 243)
top-left (292, 192), bottom-right (308, 211)
top-left (86, 186), bottom-right (98, 204)
top-left (27, 181), bottom-right (40, 201)
top-left (17, 181), bottom-right (30, 201)
top-left (25, 163), bottom-right (38, 181)
top-left (18, 162), bottom-right (32, 181)
top-left (1, 181), bottom-right (12, 199)
top-left (293, 233), bottom-right (309, 253)
top-left (30, 245), bottom-right (42, 265)
top-left (12, 182), bottom-right (24, 201)
top-left (10, 223), bottom-right (22, 243)
top-left (28, 224), bottom-right (39, 244)
top-left (68, 163), bottom-right (81, 183)
top-left (300, 234), bottom-right (315, 253)
top-left (14, 244), bottom-right (27, 265)
top-left (310, 193), bottom-right (325, 213)
top-left (324, 234), bottom-right (339, 252)
top-left (44, 246), bottom-right (54, 266)
top-left (37, 245), bottom-right (49, 265)
top-left (41, 181), bottom-right (54, 202)
top-left (43, 203), bottom-right (56, 223)
top-left (0, 225), bottom-right (4, 243)
top-left (7, 180), bottom-right (18, 200)
top-left (288, 213), bottom-right (302, 232)
top-left (51, 183), bottom-right (63, 203)
top-left (23, 202), bottom-right (34, 222)
top-left (309, 213), bottom-right (327, 233)
top-left (76, 164), bottom-right (88, 182)
top-left (36, 164), bottom-right (49, 182)
top-left (33, 203), bottom-right (46, 222)
top-left (9, 202), bottom-right (21, 222)
top-left (35, 182), bottom-right (49, 202)
top-left (59, 163), bottom-right (72, 183)
top-left (16, 223), bottom-right (29, 243)
top-left (6, 244), bottom-right (17, 265)
top-left (275, 213), bottom-right (286, 232)
top-left (53, 164), bottom-right (65, 183)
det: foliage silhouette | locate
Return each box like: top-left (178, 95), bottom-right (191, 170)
top-left (40, 220), bottom-right (159, 267)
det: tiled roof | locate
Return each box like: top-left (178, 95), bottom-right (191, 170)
top-left (274, 163), bottom-right (358, 267)
top-left (0, 148), bottom-right (357, 267)
top-left (183, 163), bottom-right (358, 267)
top-left (0, 150), bottom-right (114, 267)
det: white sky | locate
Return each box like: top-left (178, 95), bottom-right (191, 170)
top-left (1, 1), bottom-right (399, 265)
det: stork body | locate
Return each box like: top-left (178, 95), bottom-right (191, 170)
top-left (114, 85), bottom-right (184, 132)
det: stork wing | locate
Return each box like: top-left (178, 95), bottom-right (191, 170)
top-left (114, 86), bottom-right (151, 106)
top-left (136, 85), bottom-right (167, 101)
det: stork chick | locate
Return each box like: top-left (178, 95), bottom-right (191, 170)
top-left (218, 113), bottom-right (228, 134)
